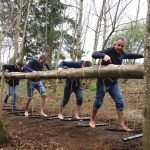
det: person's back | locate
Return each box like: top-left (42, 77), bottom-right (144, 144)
top-left (58, 60), bottom-right (92, 120)
top-left (25, 57), bottom-right (50, 72)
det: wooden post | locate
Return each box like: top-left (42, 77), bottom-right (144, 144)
top-left (0, 72), bottom-right (5, 117)
top-left (143, 0), bottom-right (150, 149)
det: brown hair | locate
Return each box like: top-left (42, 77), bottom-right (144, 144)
top-left (114, 37), bottom-right (125, 43)
top-left (16, 61), bottom-right (24, 67)
top-left (82, 61), bottom-right (92, 67)
top-left (39, 54), bottom-right (47, 60)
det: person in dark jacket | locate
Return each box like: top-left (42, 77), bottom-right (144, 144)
top-left (89, 37), bottom-right (144, 131)
top-left (2, 61), bottom-right (24, 109)
top-left (24, 54), bottom-right (50, 117)
top-left (58, 60), bottom-right (92, 119)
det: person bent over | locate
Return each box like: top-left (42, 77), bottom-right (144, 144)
top-left (24, 54), bottom-right (50, 117)
top-left (58, 60), bottom-right (92, 120)
top-left (2, 61), bottom-right (24, 109)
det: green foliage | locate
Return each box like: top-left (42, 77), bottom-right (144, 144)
top-left (89, 83), bottom-right (96, 92)
top-left (2, 0), bottom-right (76, 64)
top-left (25, 0), bottom-right (75, 62)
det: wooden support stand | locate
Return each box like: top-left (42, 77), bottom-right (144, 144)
top-left (76, 123), bottom-right (109, 127)
top-left (122, 133), bottom-right (143, 141)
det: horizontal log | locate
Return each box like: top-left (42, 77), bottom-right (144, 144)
top-left (0, 64), bottom-right (144, 80)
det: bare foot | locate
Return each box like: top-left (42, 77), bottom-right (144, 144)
top-left (58, 113), bottom-right (64, 119)
top-left (119, 125), bottom-right (134, 132)
top-left (89, 120), bottom-right (96, 128)
top-left (40, 112), bottom-right (48, 117)
top-left (74, 115), bottom-right (81, 120)
top-left (24, 111), bottom-right (29, 117)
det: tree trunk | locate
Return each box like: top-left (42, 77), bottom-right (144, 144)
top-left (93, 0), bottom-right (106, 53)
top-left (0, 72), bottom-right (9, 145)
top-left (102, 0), bottom-right (107, 47)
top-left (143, 0), bottom-right (150, 149)
top-left (19, 0), bottom-right (31, 62)
top-left (0, 64), bottom-right (144, 80)
top-left (0, 0), bottom-right (3, 67)
top-left (76, 0), bottom-right (83, 60)
top-left (45, 42), bottom-right (53, 68)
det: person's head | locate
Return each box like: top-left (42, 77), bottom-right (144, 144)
top-left (113, 37), bottom-right (125, 53)
top-left (38, 54), bottom-right (47, 64)
top-left (82, 61), bottom-right (92, 68)
top-left (15, 61), bottom-right (24, 71)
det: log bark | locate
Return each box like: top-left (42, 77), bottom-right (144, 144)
top-left (143, 0), bottom-right (150, 149)
top-left (0, 64), bottom-right (144, 80)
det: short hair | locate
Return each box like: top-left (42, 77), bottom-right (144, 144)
top-left (114, 37), bottom-right (125, 43)
top-left (16, 61), bottom-right (24, 67)
top-left (39, 54), bottom-right (47, 60)
top-left (82, 61), bottom-right (92, 67)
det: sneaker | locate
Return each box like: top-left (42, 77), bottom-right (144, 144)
top-left (58, 113), bottom-right (64, 119)
top-left (24, 111), bottom-right (29, 117)
top-left (74, 115), bottom-right (81, 120)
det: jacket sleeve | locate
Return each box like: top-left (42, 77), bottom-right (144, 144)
top-left (92, 51), bottom-right (105, 59)
top-left (58, 61), bottom-right (80, 68)
top-left (23, 59), bottom-right (34, 72)
top-left (123, 52), bottom-right (144, 59)
top-left (23, 66), bottom-right (32, 72)
top-left (2, 64), bottom-right (11, 71)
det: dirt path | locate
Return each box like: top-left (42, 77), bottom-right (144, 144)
top-left (1, 112), bottom-right (143, 150)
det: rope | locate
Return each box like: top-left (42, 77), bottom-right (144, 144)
top-left (67, 68), bottom-right (71, 79)
top-left (82, 67), bottom-right (85, 78)
top-left (97, 65), bottom-right (102, 79)
top-left (119, 65), bottom-right (123, 78)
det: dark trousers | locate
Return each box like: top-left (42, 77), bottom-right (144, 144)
top-left (61, 80), bottom-right (83, 107)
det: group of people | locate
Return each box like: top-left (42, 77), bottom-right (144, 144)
top-left (2, 37), bottom-right (143, 131)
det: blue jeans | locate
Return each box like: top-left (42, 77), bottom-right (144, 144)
top-left (61, 80), bottom-right (83, 107)
top-left (4, 84), bottom-right (19, 108)
top-left (27, 80), bottom-right (46, 98)
top-left (93, 80), bottom-right (124, 110)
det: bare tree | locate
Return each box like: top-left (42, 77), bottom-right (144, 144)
top-left (76, 0), bottom-right (83, 60)
top-left (130, 0), bottom-right (141, 52)
top-left (103, 0), bottom-right (133, 48)
top-left (93, 0), bottom-right (106, 53)
top-left (13, 0), bottom-right (24, 62)
top-left (102, 0), bottom-right (107, 46)
top-left (0, 0), bottom-right (3, 66)
top-left (55, 6), bottom-right (66, 69)
top-left (19, 0), bottom-right (31, 62)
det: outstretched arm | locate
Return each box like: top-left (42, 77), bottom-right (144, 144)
top-left (58, 61), bottom-right (81, 68)
top-left (2, 64), bottom-right (12, 71)
top-left (124, 52), bottom-right (144, 59)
